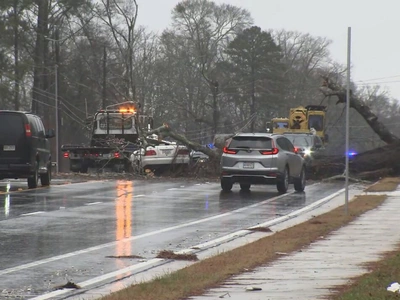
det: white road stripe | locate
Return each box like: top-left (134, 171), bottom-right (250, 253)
top-left (20, 211), bottom-right (45, 216)
top-left (84, 202), bottom-right (103, 206)
top-left (30, 259), bottom-right (166, 300)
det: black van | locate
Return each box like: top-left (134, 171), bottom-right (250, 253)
top-left (0, 111), bottom-right (55, 188)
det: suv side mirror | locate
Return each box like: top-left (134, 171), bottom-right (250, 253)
top-left (45, 129), bottom-right (55, 138)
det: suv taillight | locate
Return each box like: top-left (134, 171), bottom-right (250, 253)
top-left (25, 124), bottom-right (32, 137)
top-left (223, 147), bottom-right (238, 154)
top-left (145, 149), bottom-right (157, 156)
top-left (259, 148), bottom-right (279, 155)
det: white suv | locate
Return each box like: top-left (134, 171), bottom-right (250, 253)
top-left (220, 133), bottom-right (306, 193)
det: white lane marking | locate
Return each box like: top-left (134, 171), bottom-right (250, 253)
top-left (20, 211), bottom-right (45, 216)
top-left (30, 259), bottom-right (166, 300)
top-left (31, 186), bottom-right (346, 300)
top-left (51, 180), bottom-right (110, 188)
top-left (133, 194), bottom-right (145, 198)
top-left (249, 188), bottom-right (346, 230)
top-left (84, 202), bottom-right (103, 206)
top-left (167, 188), bottom-right (178, 190)
top-left (0, 191), bottom-right (293, 276)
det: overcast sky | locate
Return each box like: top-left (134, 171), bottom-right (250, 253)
top-left (135, 0), bottom-right (400, 100)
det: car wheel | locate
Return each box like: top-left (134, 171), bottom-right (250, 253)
top-left (240, 183), bottom-right (251, 191)
top-left (28, 163), bottom-right (39, 189)
top-left (221, 178), bottom-right (233, 192)
top-left (294, 167), bottom-right (306, 192)
top-left (40, 162), bottom-right (51, 186)
top-left (277, 167), bottom-right (289, 194)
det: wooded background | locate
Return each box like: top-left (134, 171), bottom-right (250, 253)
top-left (1, 0), bottom-right (398, 171)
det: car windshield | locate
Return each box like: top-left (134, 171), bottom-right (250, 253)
top-left (229, 136), bottom-right (272, 149)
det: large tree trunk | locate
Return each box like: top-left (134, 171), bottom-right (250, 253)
top-left (147, 124), bottom-right (219, 159)
top-left (13, 0), bottom-right (20, 111)
top-left (32, 0), bottom-right (49, 118)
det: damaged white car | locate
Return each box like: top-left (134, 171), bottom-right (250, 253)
top-left (130, 135), bottom-right (190, 171)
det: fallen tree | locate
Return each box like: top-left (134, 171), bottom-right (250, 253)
top-left (312, 77), bottom-right (400, 180)
top-left (320, 77), bottom-right (400, 144)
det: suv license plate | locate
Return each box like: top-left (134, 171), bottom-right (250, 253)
top-left (243, 162), bottom-right (254, 169)
top-left (3, 145), bottom-right (15, 151)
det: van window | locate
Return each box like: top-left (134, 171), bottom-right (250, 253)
top-left (229, 137), bottom-right (272, 149)
top-left (26, 115), bottom-right (38, 136)
top-left (35, 117), bottom-right (45, 137)
top-left (0, 113), bottom-right (25, 137)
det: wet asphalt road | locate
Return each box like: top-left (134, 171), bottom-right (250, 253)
top-left (0, 178), bottom-right (344, 299)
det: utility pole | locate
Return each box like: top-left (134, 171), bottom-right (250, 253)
top-left (102, 46), bottom-right (107, 109)
top-left (345, 27), bottom-right (352, 215)
top-left (55, 27), bottom-right (61, 174)
top-left (55, 64), bottom-right (59, 174)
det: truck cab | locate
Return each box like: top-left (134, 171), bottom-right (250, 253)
top-left (62, 101), bottom-right (149, 173)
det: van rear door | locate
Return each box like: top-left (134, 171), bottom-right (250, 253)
top-left (0, 112), bottom-right (29, 163)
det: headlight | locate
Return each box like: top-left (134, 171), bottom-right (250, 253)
top-left (304, 149), bottom-right (312, 156)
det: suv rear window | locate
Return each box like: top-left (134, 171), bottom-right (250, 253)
top-left (0, 113), bottom-right (24, 136)
top-left (229, 136), bottom-right (272, 149)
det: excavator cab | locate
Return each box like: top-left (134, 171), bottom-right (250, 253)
top-left (289, 106), bottom-right (308, 130)
top-left (270, 117), bottom-right (290, 134)
top-left (305, 105), bottom-right (327, 142)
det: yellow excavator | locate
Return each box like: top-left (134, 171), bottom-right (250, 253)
top-left (268, 105), bottom-right (328, 143)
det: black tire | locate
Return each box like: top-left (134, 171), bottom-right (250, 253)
top-left (221, 178), bottom-right (233, 192)
top-left (40, 162), bottom-right (51, 186)
top-left (28, 163), bottom-right (39, 189)
top-left (277, 167), bottom-right (289, 194)
top-left (294, 167), bottom-right (306, 192)
top-left (240, 183), bottom-right (251, 191)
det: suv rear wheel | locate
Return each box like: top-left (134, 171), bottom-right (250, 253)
top-left (221, 178), bottom-right (233, 192)
top-left (240, 183), bottom-right (251, 191)
top-left (294, 167), bottom-right (306, 192)
top-left (28, 163), bottom-right (39, 189)
top-left (277, 167), bottom-right (289, 194)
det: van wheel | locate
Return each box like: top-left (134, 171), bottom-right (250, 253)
top-left (40, 163), bottom-right (51, 186)
top-left (221, 178), bottom-right (233, 192)
top-left (28, 164), bottom-right (39, 189)
top-left (277, 167), bottom-right (289, 194)
top-left (294, 167), bottom-right (306, 192)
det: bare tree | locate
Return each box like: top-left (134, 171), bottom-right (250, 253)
top-left (170, 0), bottom-right (253, 135)
top-left (95, 0), bottom-right (139, 102)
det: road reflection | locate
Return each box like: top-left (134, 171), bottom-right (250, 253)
top-left (115, 180), bottom-right (134, 280)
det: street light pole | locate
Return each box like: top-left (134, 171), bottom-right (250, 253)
top-left (55, 63), bottom-right (59, 174)
top-left (345, 27), bottom-right (351, 215)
